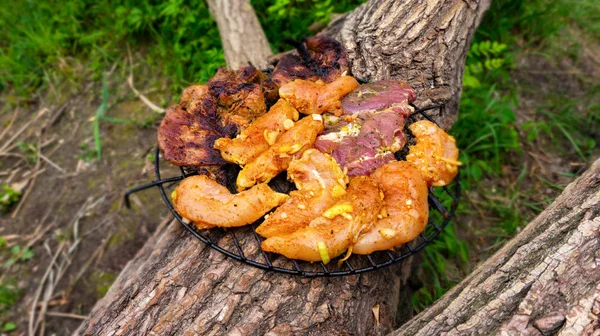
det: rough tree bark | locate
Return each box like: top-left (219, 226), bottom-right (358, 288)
top-left (325, 0), bottom-right (490, 129)
top-left (394, 158), bottom-right (600, 336)
top-left (79, 0), bottom-right (491, 335)
top-left (206, 0), bottom-right (273, 69)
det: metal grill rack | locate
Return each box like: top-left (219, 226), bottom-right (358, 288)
top-left (125, 105), bottom-right (460, 277)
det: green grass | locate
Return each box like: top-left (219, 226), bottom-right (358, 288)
top-left (0, 279), bottom-right (20, 312)
top-left (0, 273), bottom-right (22, 332)
top-left (0, 0), bottom-right (224, 97)
top-left (0, 0), bottom-right (365, 100)
top-left (0, 186), bottom-right (22, 213)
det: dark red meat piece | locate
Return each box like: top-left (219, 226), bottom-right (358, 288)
top-left (270, 36), bottom-right (349, 87)
top-left (314, 81), bottom-right (416, 176)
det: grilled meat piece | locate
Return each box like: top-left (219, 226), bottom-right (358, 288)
top-left (158, 85), bottom-right (236, 167)
top-left (208, 66), bottom-right (267, 129)
top-left (214, 99), bottom-right (299, 165)
top-left (159, 67), bottom-right (271, 168)
top-left (270, 36), bottom-right (350, 88)
top-left (256, 149), bottom-right (348, 238)
top-left (317, 110), bottom-right (405, 176)
top-left (236, 115), bottom-right (325, 190)
top-left (314, 80), bottom-right (417, 176)
top-left (279, 76), bottom-right (359, 116)
top-left (341, 80), bottom-right (416, 115)
top-left (261, 176), bottom-right (383, 263)
top-left (406, 120), bottom-right (460, 186)
top-left (172, 175), bottom-right (289, 229)
top-left (353, 161), bottom-right (429, 254)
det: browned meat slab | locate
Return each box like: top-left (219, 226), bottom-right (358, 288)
top-left (207, 66), bottom-right (267, 129)
top-left (158, 85), bottom-right (236, 167)
top-left (270, 36), bottom-right (349, 88)
top-left (314, 80), bottom-right (417, 176)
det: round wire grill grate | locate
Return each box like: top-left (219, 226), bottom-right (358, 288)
top-left (125, 104), bottom-right (460, 277)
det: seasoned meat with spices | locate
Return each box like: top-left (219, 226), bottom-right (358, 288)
top-left (341, 80), bottom-right (416, 116)
top-left (279, 76), bottom-right (359, 116)
top-left (256, 149), bottom-right (348, 238)
top-left (353, 161), bottom-right (429, 254)
top-left (406, 120), bottom-right (461, 186)
top-left (208, 66), bottom-right (267, 128)
top-left (236, 115), bottom-right (325, 190)
top-left (314, 80), bottom-right (416, 176)
top-left (214, 99), bottom-right (299, 165)
top-left (172, 175), bottom-right (288, 229)
top-left (159, 67), bottom-right (270, 167)
top-left (158, 85), bottom-right (235, 167)
top-left (270, 36), bottom-right (349, 87)
top-left (261, 176), bottom-right (383, 263)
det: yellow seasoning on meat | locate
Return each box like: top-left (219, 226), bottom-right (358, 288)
top-left (332, 185), bottom-right (346, 198)
top-left (278, 144), bottom-right (292, 153)
top-left (379, 228), bottom-right (397, 240)
top-left (288, 143), bottom-right (303, 154)
top-left (283, 119), bottom-right (295, 130)
top-left (323, 204), bottom-right (353, 219)
top-left (317, 241), bottom-right (330, 264)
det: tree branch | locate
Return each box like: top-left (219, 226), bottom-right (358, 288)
top-left (206, 0), bottom-right (273, 70)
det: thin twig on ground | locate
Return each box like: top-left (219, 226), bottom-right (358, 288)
top-left (126, 45), bottom-right (165, 113)
top-left (0, 108), bottom-right (48, 154)
top-left (45, 311), bottom-right (88, 320)
top-left (38, 153), bottom-right (67, 174)
top-left (28, 197), bottom-right (105, 336)
top-left (10, 138), bottom-right (43, 218)
top-left (0, 108), bottom-right (19, 143)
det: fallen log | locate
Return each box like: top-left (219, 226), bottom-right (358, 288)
top-left (393, 158), bottom-right (600, 335)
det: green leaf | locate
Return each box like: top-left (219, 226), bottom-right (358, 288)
top-left (21, 248), bottom-right (34, 261)
top-left (462, 74), bottom-right (480, 89)
top-left (4, 259), bottom-right (16, 268)
top-left (2, 322), bottom-right (17, 332)
top-left (10, 245), bottom-right (20, 255)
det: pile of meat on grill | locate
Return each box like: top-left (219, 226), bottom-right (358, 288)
top-left (158, 36), bottom-right (461, 263)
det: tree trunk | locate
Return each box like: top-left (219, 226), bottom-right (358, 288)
top-left (206, 0), bottom-right (273, 70)
top-left (79, 1), bottom-right (491, 334)
top-left (392, 158), bottom-right (600, 336)
top-left (325, 0), bottom-right (491, 129)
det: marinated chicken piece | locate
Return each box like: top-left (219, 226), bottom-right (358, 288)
top-left (406, 120), bottom-right (460, 186)
top-left (208, 66), bottom-right (267, 129)
top-left (261, 176), bottom-right (383, 263)
top-left (353, 161), bottom-right (429, 254)
top-left (256, 149), bottom-right (348, 238)
top-left (158, 85), bottom-right (235, 167)
top-left (270, 36), bottom-right (349, 87)
top-left (279, 76), bottom-right (359, 116)
top-left (214, 99), bottom-right (300, 165)
top-left (236, 115), bottom-right (325, 190)
top-left (286, 149), bottom-right (348, 192)
top-left (172, 175), bottom-right (288, 228)
top-left (314, 80), bottom-right (416, 176)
